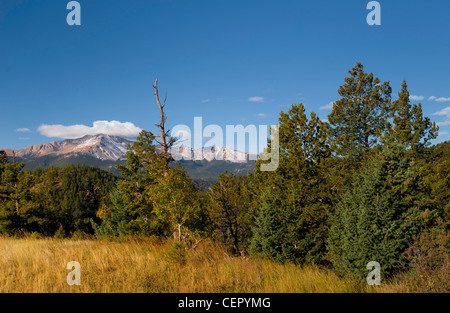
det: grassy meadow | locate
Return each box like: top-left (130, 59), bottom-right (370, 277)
top-left (0, 236), bottom-right (420, 293)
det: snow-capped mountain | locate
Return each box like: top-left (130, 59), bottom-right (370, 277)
top-left (3, 134), bottom-right (256, 163)
top-left (172, 145), bottom-right (256, 163)
top-left (3, 134), bottom-right (131, 161)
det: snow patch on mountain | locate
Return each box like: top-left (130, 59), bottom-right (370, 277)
top-left (3, 135), bottom-right (256, 163)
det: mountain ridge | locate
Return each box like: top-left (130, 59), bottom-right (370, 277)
top-left (2, 135), bottom-right (256, 184)
top-left (2, 134), bottom-right (257, 163)
top-left (3, 134), bottom-right (129, 161)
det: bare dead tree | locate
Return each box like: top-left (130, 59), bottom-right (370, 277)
top-left (152, 79), bottom-right (176, 170)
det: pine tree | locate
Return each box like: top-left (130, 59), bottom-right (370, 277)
top-left (0, 151), bottom-right (40, 234)
top-left (92, 188), bottom-right (160, 236)
top-left (278, 103), bottom-right (330, 176)
top-left (328, 140), bottom-right (433, 278)
top-left (250, 184), bottom-right (327, 264)
top-left (251, 104), bottom-right (332, 263)
top-left (328, 63), bottom-right (392, 159)
top-left (418, 141), bottom-right (450, 223)
top-left (250, 189), bottom-right (288, 262)
top-left (390, 80), bottom-right (438, 151)
top-left (94, 130), bottom-right (165, 236)
top-left (255, 103), bottom-right (331, 197)
top-left (207, 172), bottom-right (255, 255)
top-left (95, 129), bottom-right (205, 239)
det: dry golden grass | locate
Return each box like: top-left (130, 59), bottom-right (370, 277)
top-left (0, 236), bottom-right (401, 293)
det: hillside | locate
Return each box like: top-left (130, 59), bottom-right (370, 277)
top-left (12, 154), bottom-right (255, 190)
top-left (2, 134), bottom-right (256, 185)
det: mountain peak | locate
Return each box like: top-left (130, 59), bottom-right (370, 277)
top-left (3, 136), bottom-right (256, 163)
top-left (4, 135), bottom-right (131, 161)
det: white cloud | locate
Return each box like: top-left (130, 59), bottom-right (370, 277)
top-left (438, 131), bottom-right (449, 136)
top-left (257, 113), bottom-right (267, 117)
top-left (321, 118), bottom-right (329, 123)
top-left (432, 107), bottom-right (450, 118)
top-left (16, 128), bottom-right (31, 132)
top-left (248, 97), bottom-right (264, 103)
top-left (409, 95), bottom-right (424, 101)
top-left (437, 120), bottom-right (450, 127)
top-left (429, 96), bottom-right (450, 102)
top-left (37, 120), bottom-right (143, 139)
top-left (433, 106), bottom-right (450, 129)
top-left (319, 102), bottom-right (334, 110)
top-left (201, 99), bottom-right (211, 103)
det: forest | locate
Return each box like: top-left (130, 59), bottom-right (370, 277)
top-left (0, 63), bottom-right (448, 288)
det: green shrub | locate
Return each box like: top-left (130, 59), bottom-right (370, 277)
top-left (71, 230), bottom-right (85, 240)
top-left (30, 231), bottom-right (42, 239)
top-left (400, 231), bottom-right (450, 292)
top-left (167, 241), bottom-right (187, 265)
top-left (54, 224), bottom-right (66, 239)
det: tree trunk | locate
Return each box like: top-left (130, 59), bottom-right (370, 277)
top-left (152, 79), bottom-right (171, 176)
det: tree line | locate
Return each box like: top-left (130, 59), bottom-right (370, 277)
top-left (1, 63), bottom-right (448, 280)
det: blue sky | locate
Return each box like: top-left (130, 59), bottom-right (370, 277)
top-left (1, 0), bottom-right (450, 151)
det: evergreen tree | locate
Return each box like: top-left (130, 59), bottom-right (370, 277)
top-left (207, 172), bottom-right (255, 255)
top-left (251, 184), bottom-right (328, 264)
top-left (390, 80), bottom-right (438, 151)
top-left (94, 130), bottom-right (165, 236)
top-left (419, 141), bottom-right (450, 223)
top-left (328, 63), bottom-right (392, 159)
top-left (328, 139), bottom-right (434, 278)
top-left (95, 130), bottom-right (205, 239)
top-left (92, 188), bottom-right (160, 236)
top-left (31, 165), bottom-right (117, 236)
top-left (251, 104), bottom-right (332, 263)
top-left (277, 103), bottom-right (331, 179)
top-left (0, 151), bottom-right (41, 234)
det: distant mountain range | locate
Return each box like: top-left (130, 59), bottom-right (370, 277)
top-left (3, 134), bottom-right (130, 161)
top-left (2, 134), bottom-right (256, 184)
